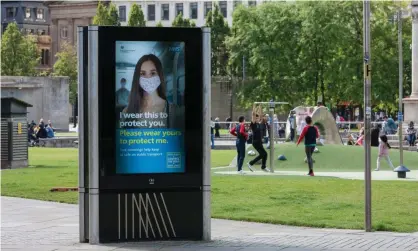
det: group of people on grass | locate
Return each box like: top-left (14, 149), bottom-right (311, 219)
top-left (230, 105), bottom-right (319, 176)
top-left (28, 118), bottom-right (55, 146)
top-left (230, 107), bottom-right (408, 176)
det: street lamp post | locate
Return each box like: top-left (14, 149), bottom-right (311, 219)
top-left (363, 0), bottom-right (372, 233)
top-left (269, 99), bottom-right (275, 173)
top-left (397, 8), bottom-right (405, 168)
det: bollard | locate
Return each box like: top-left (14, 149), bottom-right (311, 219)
top-left (393, 165), bottom-right (410, 179)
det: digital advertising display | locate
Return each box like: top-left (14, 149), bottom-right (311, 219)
top-left (115, 41), bottom-right (186, 174)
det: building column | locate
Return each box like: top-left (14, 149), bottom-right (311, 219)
top-left (68, 18), bottom-right (74, 45)
top-left (50, 19), bottom-right (58, 66)
top-left (403, 1), bottom-right (418, 123)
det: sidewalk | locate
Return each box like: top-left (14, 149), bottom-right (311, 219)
top-left (1, 197), bottom-right (418, 251)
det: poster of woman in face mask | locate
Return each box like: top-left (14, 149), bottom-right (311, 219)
top-left (115, 41), bottom-right (185, 174)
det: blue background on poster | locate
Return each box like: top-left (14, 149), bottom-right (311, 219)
top-left (116, 129), bottom-right (185, 174)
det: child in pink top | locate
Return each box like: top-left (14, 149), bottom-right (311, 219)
top-left (375, 135), bottom-right (394, 171)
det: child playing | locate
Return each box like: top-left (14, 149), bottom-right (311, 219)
top-left (375, 135), bottom-right (395, 171)
top-left (230, 116), bottom-right (248, 174)
top-left (296, 116), bottom-right (320, 176)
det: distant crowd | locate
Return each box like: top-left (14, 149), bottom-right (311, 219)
top-left (28, 118), bottom-right (55, 146)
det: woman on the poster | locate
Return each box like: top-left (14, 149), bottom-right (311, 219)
top-left (123, 54), bottom-right (175, 128)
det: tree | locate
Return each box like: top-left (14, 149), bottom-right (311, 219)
top-left (127, 3), bottom-right (146, 26)
top-left (53, 42), bottom-right (78, 105)
top-left (172, 14), bottom-right (196, 27)
top-left (1, 22), bottom-right (39, 76)
top-left (92, 1), bottom-right (109, 25)
top-left (205, 4), bottom-right (230, 76)
top-left (226, 3), bottom-right (303, 107)
top-left (108, 3), bottom-right (121, 26)
top-left (156, 21), bottom-right (163, 27)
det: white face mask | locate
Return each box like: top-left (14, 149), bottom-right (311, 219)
top-left (140, 76), bottom-right (161, 93)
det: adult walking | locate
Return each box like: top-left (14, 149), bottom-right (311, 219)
top-left (247, 105), bottom-right (270, 172)
top-left (230, 116), bottom-right (248, 174)
top-left (296, 116), bottom-right (320, 176)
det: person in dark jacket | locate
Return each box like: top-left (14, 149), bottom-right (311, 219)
top-left (214, 117), bottom-right (221, 137)
top-left (210, 117), bottom-right (215, 149)
top-left (225, 117), bottom-right (232, 129)
top-left (230, 115), bottom-right (248, 174)
top-left (296, 116), bottom-right (320, 176)
top-left (371, 124), bottom-right (380, 147)
top-left (247, 105), bottom-right (270, 172)
top-left (36, 124), bottom-right (47, 139)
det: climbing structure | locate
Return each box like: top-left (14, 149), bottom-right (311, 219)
top-left (285, 106), bottom-right (343, 145)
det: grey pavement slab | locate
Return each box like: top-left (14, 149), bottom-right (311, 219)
top-left (1, 196), bottom-right (418, 251)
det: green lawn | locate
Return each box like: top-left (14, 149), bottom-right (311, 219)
top-left (211, 150), bottom-right (236, 168)
top-left (1, 148), bottom-right (235, 204)
top-left (248, 143), bottom-right (418, 172)
top-left (2, 147), bottom-right (418, 232)
top-left (212, 175), bottom-right (418, 232)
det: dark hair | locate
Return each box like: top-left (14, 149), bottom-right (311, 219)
top-left (121, 78), bottom-right (126, 83)
top-left (126, 54), bottom-right (166, 113)
top-left (305, 116), bottom-right (312, 125)
top-left (380, 135), bottom-right (391, 149)
top-left (383, 116), bottom-right (388, 119)
top-left (238, 116), bottom-right (245, 123)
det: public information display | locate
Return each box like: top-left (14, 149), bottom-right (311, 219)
top-left (116, 41), bottom-right (186, 174)
top-left (78, 26), bottom-right (211, 244)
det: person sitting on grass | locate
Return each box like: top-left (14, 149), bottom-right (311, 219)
top-left (296, 116), bottom-right (320, 176)
top-left (346, 134), bottom-right (356, 145)
top-left (355, 127), bottom-right (365, 146)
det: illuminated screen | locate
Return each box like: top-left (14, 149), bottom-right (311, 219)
top-left (115, 41), bottom-right (185, 174)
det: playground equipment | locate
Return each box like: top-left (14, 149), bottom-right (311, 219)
top-left (285, 106), bottom-right (343, 145)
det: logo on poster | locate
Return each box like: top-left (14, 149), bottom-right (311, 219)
top-left (120, 45), bottom-right (135, 53)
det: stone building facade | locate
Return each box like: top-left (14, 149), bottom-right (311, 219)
top-left (403, 1), bottom-right (418, 124)
top-left (46, 1), bottom-right (97, 65)
top-left (1, 76), bottom-right (70, 131)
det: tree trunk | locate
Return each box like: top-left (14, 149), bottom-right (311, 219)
top-left (320, 74), bottom-right (326, 106)
top-left (314, 72), bottom-right (319, 105)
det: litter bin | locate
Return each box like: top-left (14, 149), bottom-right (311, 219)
top-left (1, 97), bottom-right (33, 169)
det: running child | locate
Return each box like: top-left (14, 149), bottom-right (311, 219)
top-left (375, 135), bottom-right (395, 171)
top-left (296, 116), bottom-right (320, 176)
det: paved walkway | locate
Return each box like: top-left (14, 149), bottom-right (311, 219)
top-left (2, 197), bottom-right (418, 251)
top-left (214, 170), bottom-right (418, 181)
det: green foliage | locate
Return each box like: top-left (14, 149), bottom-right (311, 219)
top-left (227, 1), bottom-right (412, 112)
top-left (108, 3), bottom-right (121, 26)
top-left (172, 14), bottom-right (196, 27)
top-left (93, 1), bottom-right (120, 26)
top-left (1, 22), bottom-right (39, 76)
top-left (156, 21), bottom-right (163, 27)
top-left (53, 42), bottom-right (77, 104)
top-left (92, 1), bottom-right (109, 25)
top-left (205, 4), bottom-right (230, 76)
top-left (127, 3), bottom-right (146, 27)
